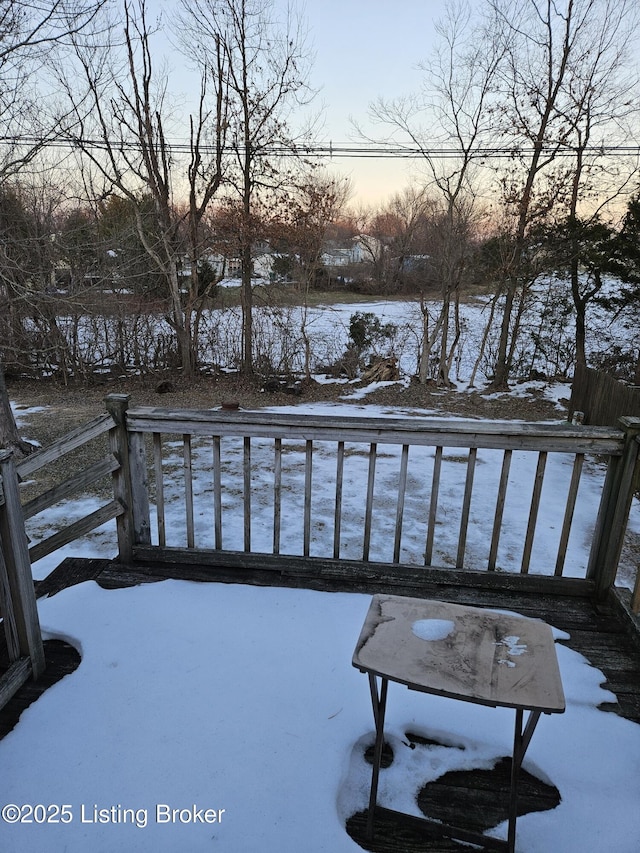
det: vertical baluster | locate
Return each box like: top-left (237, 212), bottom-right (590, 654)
top-left (393, 445), bottom-right (410, 564)
top-left (183, 434), bottom-right (194, 549)
top-left (243, 436), bottom-right (251, 552)
top-left (456, 447), bottom-right (478, 568)
top-left (153, 433), bottom-right (165, 547)
top-left (488, 449), bottom-right (512, 571)
top-left (273, 438), bottom-right (282, 555)
top-left (363, 443), bottom-right (377, 561)
top-left (333, 441), bottom-right (345, 559)
top-left (555, 453), bottom-right (584, 576)
top-left (212, 436), bottom-right (222, 550)
top-left (425, 446), bottom-right (443, 566)
top-left (0, 538), bottom-right (20, 662)
top-left (304, 440), bottom-right (313, 556)
top-left (521, 451), bottom-right (548, 574)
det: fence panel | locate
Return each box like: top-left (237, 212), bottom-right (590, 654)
top-left (570, 364), bottom-right (640, 426)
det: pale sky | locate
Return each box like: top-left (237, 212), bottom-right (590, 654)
top-left (155, 0), bottom-right (465, 208)
top-left (303, 0), bottom-right (455, 206)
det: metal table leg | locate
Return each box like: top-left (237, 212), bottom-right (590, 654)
top-left (366, 673), bottom-right (388, 841)
top-left (507, 708), bottom-right (542, 853)
top-left (364, 682), bottom-right (545, 852)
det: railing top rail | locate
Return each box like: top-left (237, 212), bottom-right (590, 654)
top-left (124, 407), bottom-right (626, 455)
top-left (15, 412), bottom-right (115, 479)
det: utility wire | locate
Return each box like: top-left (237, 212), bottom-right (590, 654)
top-left (2, 136), bottom-right (640, 160)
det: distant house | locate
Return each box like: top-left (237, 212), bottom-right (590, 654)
top-left (321, 235), bottom-right (383, 269)
top-left (252, 253), bottom-right (275, 279)
top-left (179, 253), bottom-right (242, 281)
top-left (320, 244), bottom-right (352, 267)
top-left (350, 235), bottom-right (383, 264)
top-left (206, 253), bottom-right (242, 278)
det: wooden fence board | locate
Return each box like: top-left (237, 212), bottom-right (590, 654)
top-left (22, 455), bottom-right (119, 520)
top-left (363, 443), bottom-right (377, 562)
top-left (125, 409), bottom-right (624, 454)
top-left (488, 449), bottom-right (512, 572)
top-left (0, 452), bottom-right (45, 680)
top-left (28, 500), bottom-right (124, 564)
top-left (15, 413), bottom-right (114, 478)
top-left (570, 363), bottom-right (640, 427)
top-left (456, 448), bottom-right (477, 569)
top-left (521, 452), bottom-right (548, 574)
top-left (153, 434), bottom-right (166, 547)
top-left (273, 438), bottom-right (282, 555)
top-left (183, 435), bottom-right (194, 549)
top-left (334, 441), bottom-right (345, 560)
top-left (0, 545), bottom-right (19, 660)
top-left (243, 437), bottom-right (251, 552)
top-left (213, 436), bottom-right (222, 550)
top-left (303, 440), bottom-right (313, 557)
top-left (555, 454), bottom-right (584, 577)
top-left (130, 544), bottom-right (597, 598)
top-left (0, 657), bottom-right (32, 709)
top-left (393, 445), bottom-right (409, 564)
top-left (425, 446), bottom-right (443, 567)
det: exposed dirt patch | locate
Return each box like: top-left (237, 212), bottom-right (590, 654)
top-left (358, 378), bottom-right (568, 421)
top-left (9, 371), bottom-right (569, 454)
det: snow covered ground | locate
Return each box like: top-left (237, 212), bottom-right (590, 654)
top-left (3, 388), bottom-right (640, 852)
top-left (56, 275), bottom-right (640, 384)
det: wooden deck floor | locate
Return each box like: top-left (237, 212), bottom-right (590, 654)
top-left (2, 556), bottom-right (640, 853)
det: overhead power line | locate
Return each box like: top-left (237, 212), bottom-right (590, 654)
top-left (2, 136), bottom-right (640, 160)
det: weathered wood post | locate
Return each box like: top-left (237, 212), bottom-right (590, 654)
top-left (0, 449), bottom-right (45, 705)
top-left (105, 394), bottom-right (151, 564)
top-left (589, 417), bottom-right (640, 601)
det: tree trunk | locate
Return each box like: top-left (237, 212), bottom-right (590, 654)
top-left (167, 263), bottom-right (194, 379)
top-left (491, 282), bottom-right (516, 390)
top-left (418, 300), bottom-right (445, 385)
top-left (568, 245), bottom-right (589, 372)
top-left (241, 243), bottom-right (253, 375)
top-left (438, 289), bottom-right (452, 387)
top-left (468, 296), bottom-right (498, 389)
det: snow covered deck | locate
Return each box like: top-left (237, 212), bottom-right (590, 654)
top-left (1, 555), bottom-right (639, 852)
top-left (2, 397), bottom-right (640, 850)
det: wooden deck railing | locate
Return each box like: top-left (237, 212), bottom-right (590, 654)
top-left (15, 411), bottom-right (122, 565)
top-left (1, 407), bottom-right (121, 708)
top-left (0, 450), bottom-right (45, 708)
top-left (1, 392), bottom-right (638, 651)
top-left (104, 395), bottom-right (640, 605)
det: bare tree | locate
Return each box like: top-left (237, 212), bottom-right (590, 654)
top-left (271, 169), bottom-right (351, 377)
top-left (0, 0), bottom-right (108, 456)
top-left (63, 0), bottom-right (226, 377)
top-left (365, 2), bottom-right (501, 386)
top-left (176, 0), bottom-right (314, 375)
top-left (484, 0), bottom-right (639, 388)
top-left (379, 187), bottom-right (432, 294)
top-left (0, 0), bottom-right (108, 179)
top-left (557, 0), bottom-right (640, 371)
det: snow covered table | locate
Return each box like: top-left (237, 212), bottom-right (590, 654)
top-left (352, 594), bottom-right (566, 853)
